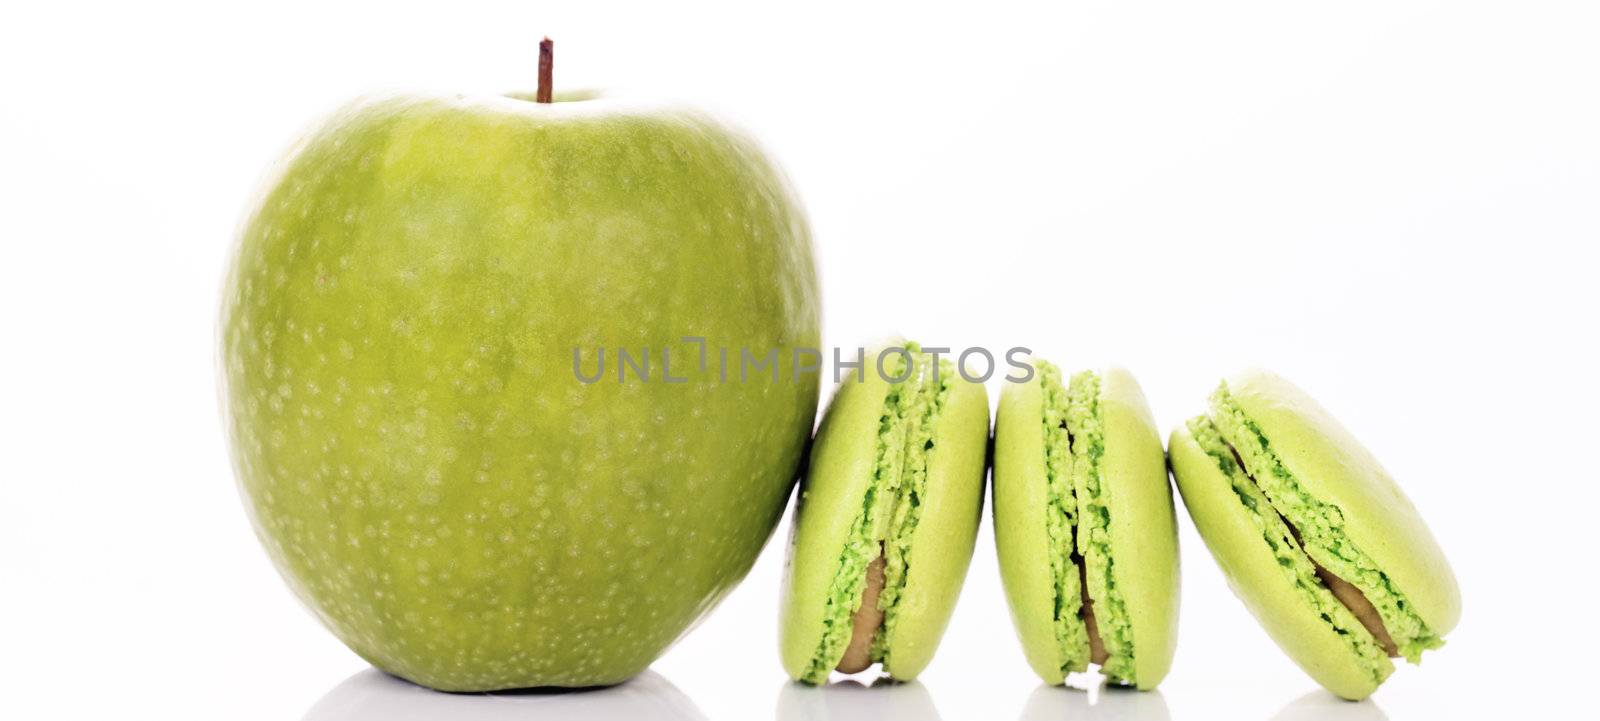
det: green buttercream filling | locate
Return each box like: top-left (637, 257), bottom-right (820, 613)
top-left (1066, 370), bottom-right (1137, 684)
top-left (1210, 384), bottom-right (1443, 663)
top-left (1186, 416), bottom-right (1394, 683)
top-left (802, 345), bottom-right (948, 683)
top-left (874, 357), bottom-right (953, 661)
top-left (1038, 362), bottom-right (1090, 675)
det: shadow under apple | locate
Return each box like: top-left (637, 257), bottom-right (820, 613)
top-left (302, 668), bottom-right (707, 721)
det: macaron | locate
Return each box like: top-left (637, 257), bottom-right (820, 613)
top-left (992, 361), bottom-right (1179, 689)
top-left (1167, 370), bottom-right (1461, 700)
top-left (779, 342), bottom-right (990, 683)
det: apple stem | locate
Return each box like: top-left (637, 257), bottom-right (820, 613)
top-left (537, 38), bottom-right (554, 103)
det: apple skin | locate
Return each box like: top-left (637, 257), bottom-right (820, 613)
top-left (220, 92), bottom-right (819, 691)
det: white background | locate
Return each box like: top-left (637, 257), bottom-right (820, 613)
top-left (2, 1), bottom-right (1596, 719)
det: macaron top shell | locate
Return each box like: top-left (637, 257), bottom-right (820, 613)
top-left (1096, 368), bottom-right (1181, 688)
top-left (1215, 370), bottom-right (1460, 643)
top-left (779, 356), bottom-right (894, 681)
top-left (993, 368), bottom-right (1070, 683)
top-left (779, 347), bottom-right (989, 683)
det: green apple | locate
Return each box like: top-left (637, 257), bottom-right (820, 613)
top-left (220, 64), bottom-right (820, 690)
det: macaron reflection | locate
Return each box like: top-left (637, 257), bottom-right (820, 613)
top-left (1270, 690), bottom-right (1389, 721)
top-left (1019, 681), bottom-right (1170, 721)
top-left (302, 668), bottom-right (707, 721)
top-left (777, 677), bottom-right (943, 721)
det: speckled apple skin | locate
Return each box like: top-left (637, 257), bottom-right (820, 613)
top-left (220, 93), bottom-right (820, 691)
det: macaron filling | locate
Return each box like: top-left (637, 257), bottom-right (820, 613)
top-left (1065, 370), bottom-right (1137, 683)
top-left (1209, 383), bottom-right (1444, 662)
top-left (1184, 416), bottom-right (1395, 683)
top-left (1041, 363), bottom-right (1091, 673)
top-left (801, 346), bottom-right (951, 683)
top-left (1039, 364), bottom-right (1137, 683)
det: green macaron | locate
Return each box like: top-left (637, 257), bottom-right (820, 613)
top-left (1167, 369), bottom-right (1461, 700)
top-left (992, 361), bottom-right (1179, 690)
top-left (779, 342), bottom-right (990, 684)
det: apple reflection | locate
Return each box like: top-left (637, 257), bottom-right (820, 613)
top-left (1019, 681), bottom-right (1170, 721)
top-left (1270, 690), bottom-right (1389, 721)
top-left (777, 677), bottom-right (943, 721)
top-left (303, 668), bottom-right (707, 721)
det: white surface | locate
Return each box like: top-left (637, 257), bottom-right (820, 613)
top-left (1, 1), bottom-right (1595, 718)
